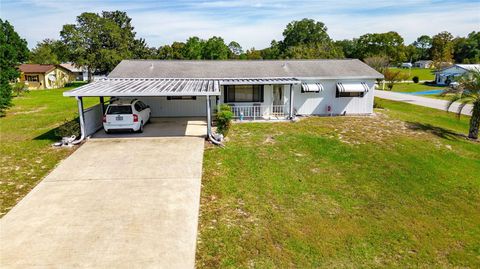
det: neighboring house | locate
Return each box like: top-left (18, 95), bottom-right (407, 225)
top-left (401, 63), bottom-right (413, 68)
top-left (64, 59), bottom-right (383, 137)
top-left (60, 63), bottom-right (88, 81)
top-left (414, 60), bottom-right (433, 69)
top-left (18, 64), bottom-right (73, 90)
top-left (434, 64), bottom-right (480, 85)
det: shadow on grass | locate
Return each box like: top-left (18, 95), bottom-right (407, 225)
top-left (34, 117), bottom-right (80, 142)
top-left (406, 121), bottom-right (467, 140)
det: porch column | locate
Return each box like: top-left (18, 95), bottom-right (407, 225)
top-left (206, 95), bottom-right (212, 137)
top-left (99, 96), bottom-right (105, 115)
top-left (76, 96), bottom-right (86, 139)
top-left (289, 84), bottom-right (294, 119)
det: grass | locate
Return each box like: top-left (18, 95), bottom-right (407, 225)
top-left (197, 98), bottom-right (480, 268)
top-left (389, 67), bottom-right (435, 81)
top-left (0, 87), bottom-right (97, 216)
top-left (380, 82), bottom-right (453, 100)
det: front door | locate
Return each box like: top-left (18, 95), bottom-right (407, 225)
top-left (273, 85), bottom-right (283, 105)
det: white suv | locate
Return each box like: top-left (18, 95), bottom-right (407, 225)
top-left (103, 99), bottom-right (151, 133)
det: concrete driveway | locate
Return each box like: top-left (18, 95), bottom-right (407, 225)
top-left (0, 128), bottom-right (205, 268)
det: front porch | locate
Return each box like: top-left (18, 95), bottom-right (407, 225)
top-left (218, 78), bottom-right (301, 121)
top-left (226, 104), bottom-right (289, 120)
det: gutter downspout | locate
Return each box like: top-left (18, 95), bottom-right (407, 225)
top-left (72, 96), bottom-right (86, 145)
top-left (289, 84), bottom-right (294, 119)
top-left (205, 95), bottom-right (223, 146)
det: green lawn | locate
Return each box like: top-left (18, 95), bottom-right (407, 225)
top-left (0, 87), bottom-right (97, 216)
top-left (389, 67), bottom-right (435, 81)
top-left (380, 83), bottom-right (453, 100)
top-left (197, 98), bottom-right (480, 268)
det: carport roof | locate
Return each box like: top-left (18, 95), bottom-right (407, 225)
top-left (63, 77), bottom-right (301, 97)
top-left (63, 78), bottom-right (221, 97)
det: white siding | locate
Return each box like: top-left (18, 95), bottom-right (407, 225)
top-left (137, 96), bottom-right (209, 117)
top-left (287, 79), bottom-right (375, 115)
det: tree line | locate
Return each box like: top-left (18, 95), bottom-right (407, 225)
top-left (27, 13), bottom-right (479, 70)
top-left (1, 11), bottom-right (479, 115)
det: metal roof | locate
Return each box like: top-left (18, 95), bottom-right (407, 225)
top-left (108, 59), bottom-right (384, 79)
top-left (63, 78), bottom-right (220, 97)
top-left (219, 78), bottom-right (300, 85)
top-left (63, 77), bottom-right (306, 97)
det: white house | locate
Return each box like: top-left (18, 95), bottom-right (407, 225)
top-left (434, 64), bottom-right (480, 85)
top-left (414, 60), bottom-right (433, 69)
top-left (63, 59), bottom-right (383, 139)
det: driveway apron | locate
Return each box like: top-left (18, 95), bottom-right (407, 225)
top-left (0, 136), bottom-right (204, 268)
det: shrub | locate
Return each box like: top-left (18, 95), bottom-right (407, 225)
top-left (55, 118), bottom-right (80, 138)
top-left (0, 80), bottom-right (12, 117)
top-left (216, 104), bottom-right (234, 137)
top-left (12, 82), bottom-right (28, 96)
top-left (373, 99), bottom-right (384, 109)
top-left (412, 76), bottom-right (419, 83)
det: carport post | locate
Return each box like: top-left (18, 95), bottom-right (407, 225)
top-left (206, 95), bottom-right (212, 137)
top-left (76, 96), bottom-right (86, 139)
top-left (289, 84), bottom-right (294, 119)
top-left (99, 96), bottom-right (105, 115)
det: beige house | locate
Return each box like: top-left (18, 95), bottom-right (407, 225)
top-left (18, 64), bottom-right (73, 90)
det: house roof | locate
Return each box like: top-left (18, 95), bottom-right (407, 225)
top-left (436, 64), bottom-right (480, 73)
top-left (108, 59), bottom-right (384, 80)
top-left (19, 64), bottom-right (56, 74)
top-left (414, 60), bottom-right (433, 64)
top-left (60, 63), bottom-right (84, 72)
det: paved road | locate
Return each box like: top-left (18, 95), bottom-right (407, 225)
top-left (1, 133), bottom-right (205, 268)
top-left (375, 90), bottom-right (473, 116)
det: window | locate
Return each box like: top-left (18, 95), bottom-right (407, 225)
top-left (224, 85), bottom-right (264, 103)
top-left (134, 103), bottom-right (142, 111)
top-left (107, 105), bottom-right (132, 115)
top-left (336, 91), bottom-right (364, 98)
top-left (25, 75), bottom-right (39, 82)
top-left (167, 96), bottom-right (197, 100)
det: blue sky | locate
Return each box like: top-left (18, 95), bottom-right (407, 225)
top-left (1, 0), bottom-right (479, 49)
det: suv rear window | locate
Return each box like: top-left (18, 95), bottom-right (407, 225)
top-left (107, 105), bottom-right (132, 114)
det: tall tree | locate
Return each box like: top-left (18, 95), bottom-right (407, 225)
top-left (202, 36), bottom-right (229, 60)
top-left (184, 37), bottom-right (205, 60)
top-left (60, 11), bottom-right (141, 80)
top-left (453, 31), bottom-right (480, 64)
top-left (282, 18), bottom-right (330, 48)
top-left (245, 48), bottom-right (262, 60)
top-left (261, 40), bottom-right (282, 59)
top-left (228, 41), bottom-right (243, 59)
top-left (356, 31), bottom-right (406, 63)
top-left (442, 69), bottom-right (480, 139)
top-left (277, 18), bottom-right (342, 59)
top-left (0, 19), bottom-right (29, 115)
top-left (431, 31), bottom-right (454, 69)
top-left (412, 35), bottom-right (432, 60)
top-left (29, 39), bottom-right (68, 64)
top-left (335, 39), bottom-right (359, 59)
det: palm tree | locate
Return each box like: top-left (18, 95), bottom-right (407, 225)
top-left (442, 69), bottom-right (480, 139)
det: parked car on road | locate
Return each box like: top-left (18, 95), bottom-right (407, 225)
top-left (103, 99), bottom-right (151, 133)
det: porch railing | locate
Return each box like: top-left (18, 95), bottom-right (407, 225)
top-left (223, 105), bottom-right (288, 120)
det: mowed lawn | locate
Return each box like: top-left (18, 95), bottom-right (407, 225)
top-left (197, 98), bottom-right (480, 268)
top-left (0, 86), bottom-right (96, 216)
top-left (389, 67), bottom-right (435, 81)
top-left (385, 83), bottom-right (452, 100)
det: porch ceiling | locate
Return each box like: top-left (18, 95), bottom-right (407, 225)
top-left (63, 78), bottom-right (220, 97)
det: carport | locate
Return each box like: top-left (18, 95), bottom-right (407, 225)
top-left (63, 78), bottom-right (221, 140)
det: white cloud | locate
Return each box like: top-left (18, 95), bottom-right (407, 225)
top-left (1, 0), bottom-right (479, 49)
